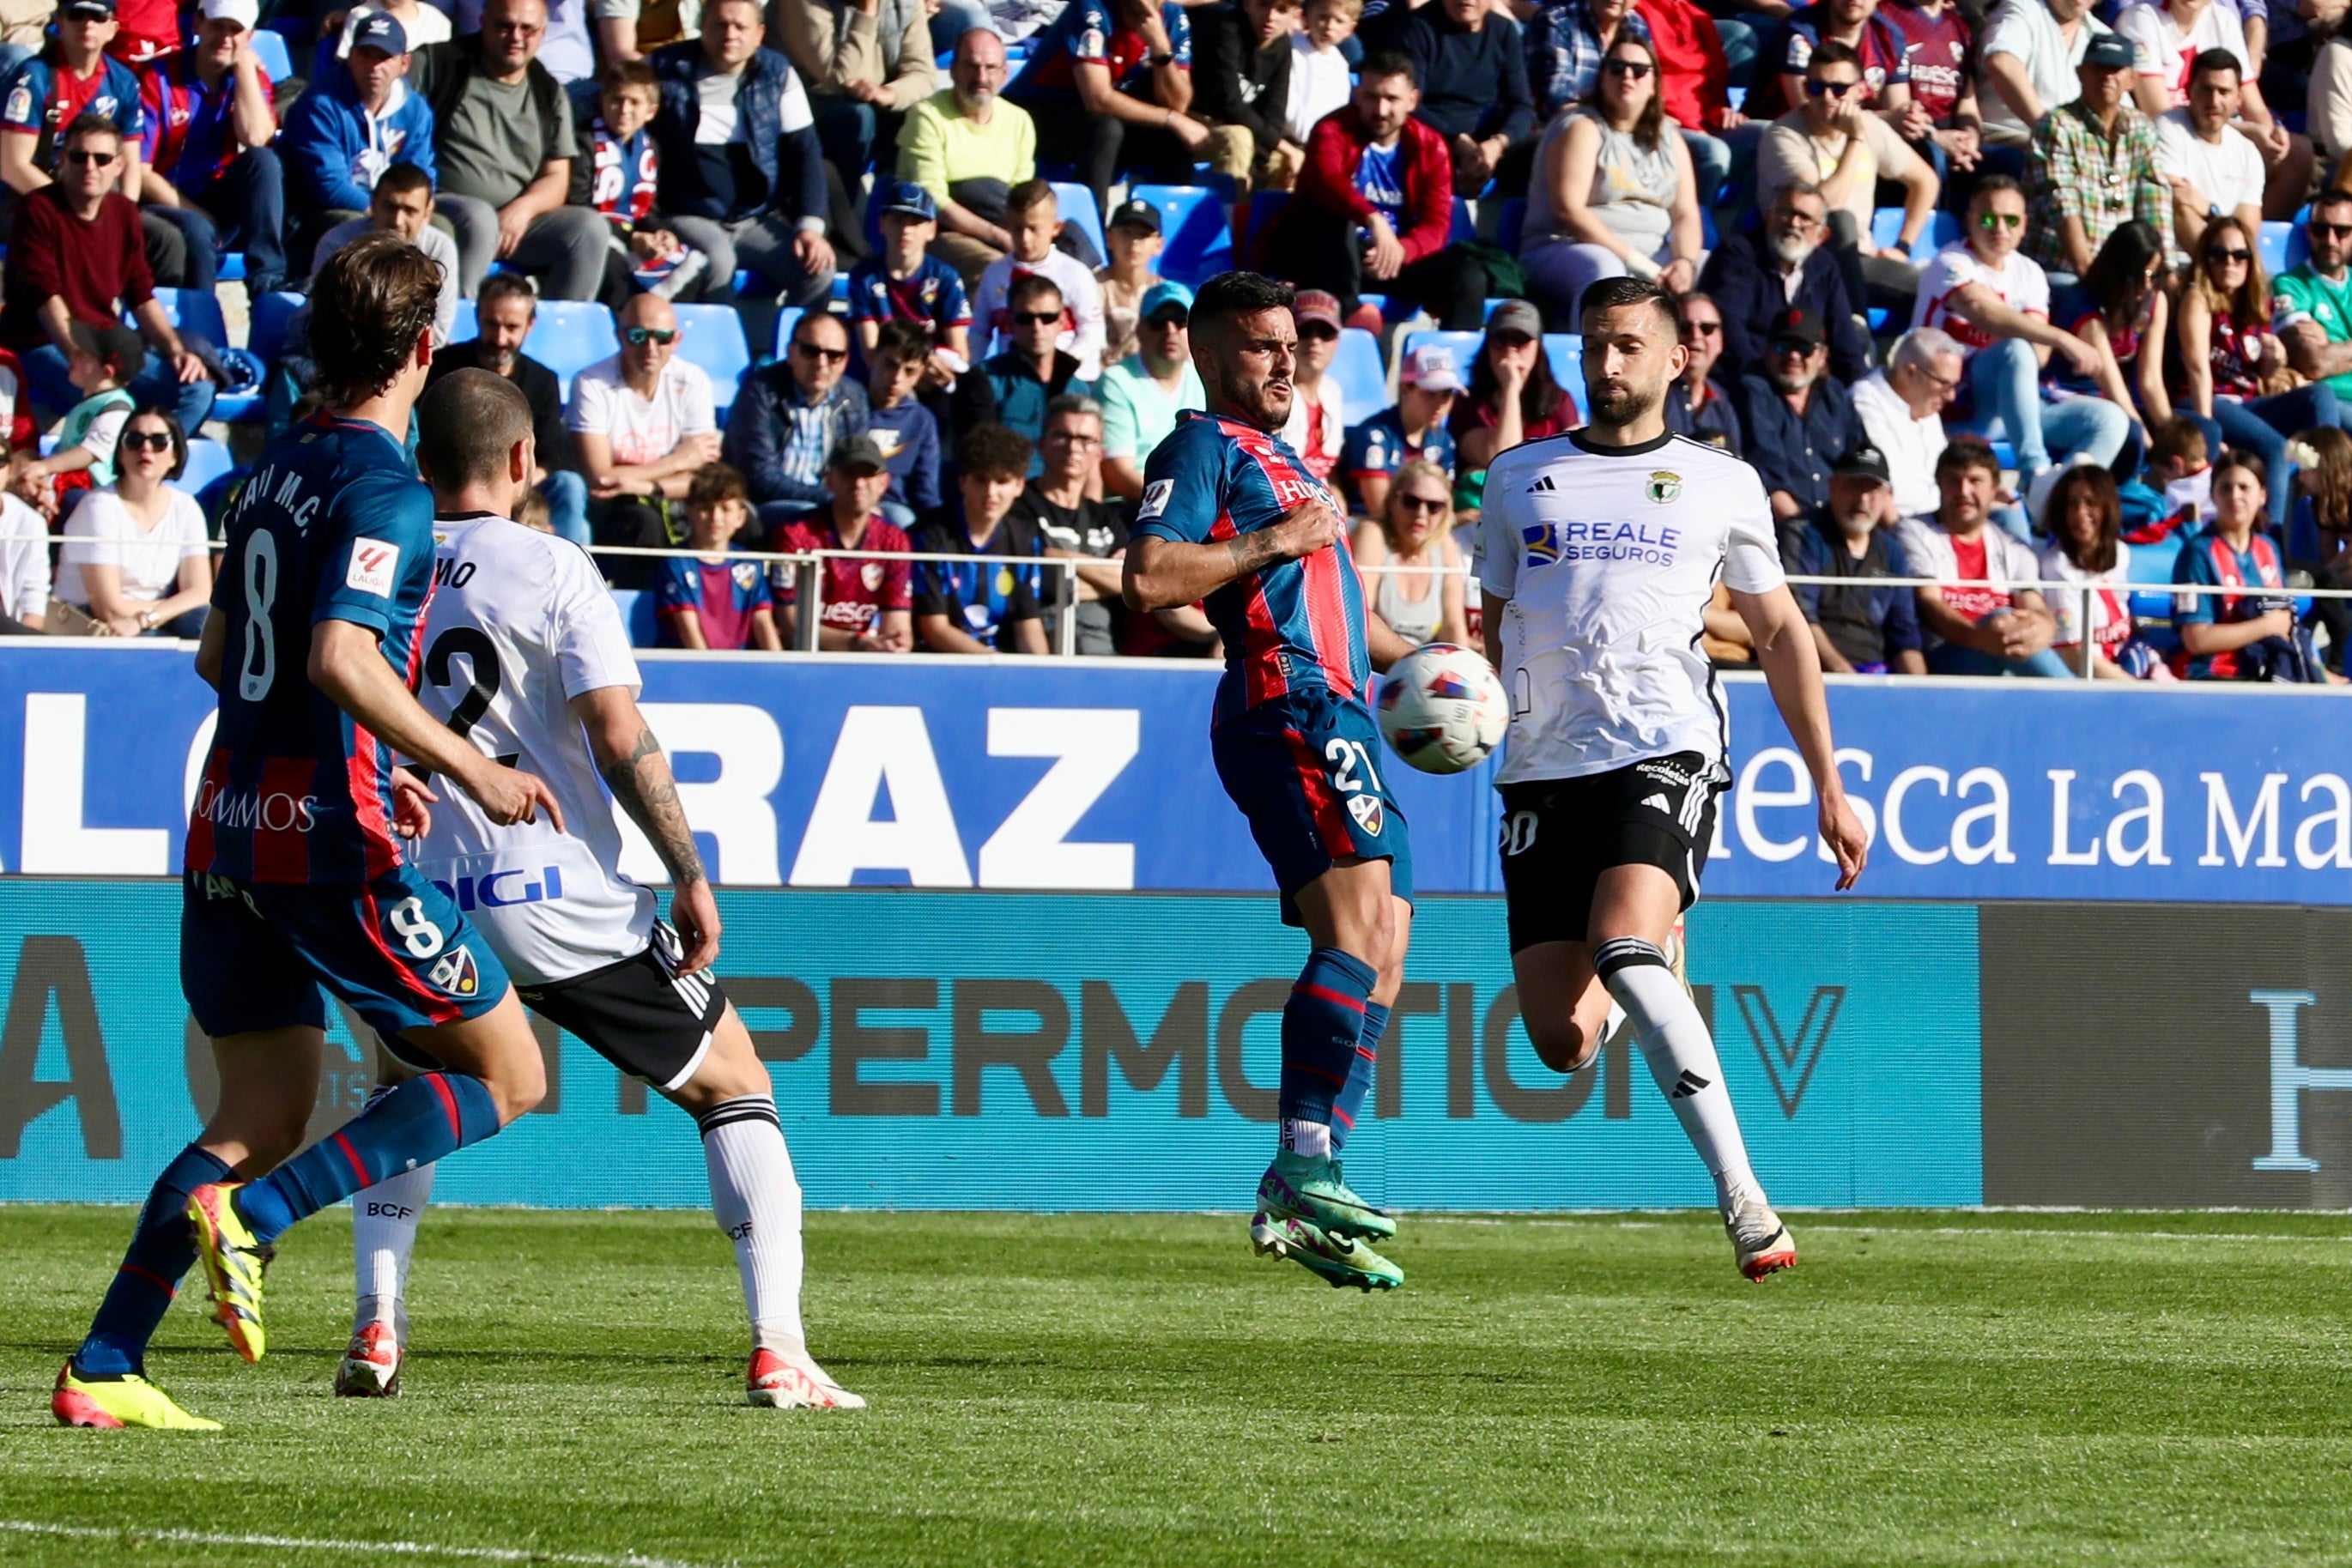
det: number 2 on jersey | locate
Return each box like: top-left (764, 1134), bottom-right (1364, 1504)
top-left (414, 627), bottom-right (518, 778)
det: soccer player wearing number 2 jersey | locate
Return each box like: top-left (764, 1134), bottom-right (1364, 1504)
top-left (1479, 276), bottom-right (1870, 1281)
top-left (1125, 273), bottom-right (1420, 1292)
top-left (54, 235), bottom-right (566, 1432)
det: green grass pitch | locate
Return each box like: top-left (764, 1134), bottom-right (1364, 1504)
top-left (6, 1207), bottom-right (2352, 1566)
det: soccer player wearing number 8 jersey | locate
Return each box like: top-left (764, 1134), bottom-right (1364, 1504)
top-left (1478, 276), bottom-right (1871, 1282)
top-left (54, 234), bottom-right (567, 1432)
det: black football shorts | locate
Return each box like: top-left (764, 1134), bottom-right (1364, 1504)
top-left (1496, 752), bottom-right (1723, 954)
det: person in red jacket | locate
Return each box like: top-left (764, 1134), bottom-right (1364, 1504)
top-left (1637, 0), bottom-right (1734, 204)
top-left (1252, 50), bottom-right (1487, 330)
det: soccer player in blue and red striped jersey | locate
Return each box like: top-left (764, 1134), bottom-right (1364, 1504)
top-left (52, 232), bottom-right (563, 1432)
top-left (1124, 270), bottom-right (1419, 1292)
top-left (136, 0), bottom-right (285, 296)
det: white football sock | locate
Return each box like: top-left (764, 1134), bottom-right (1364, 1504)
top-left (698, 1095), bottom-right (805, 1355)
top-left (1594, 937), bottom-right (1764, 1212)
top-left (351, 1161), bottom-right (435, 1341)
top-left (1278, 1118), bottom-right (1331, 1156)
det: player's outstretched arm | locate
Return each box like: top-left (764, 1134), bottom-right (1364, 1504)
top-left (573, 686), bottom-right (722, 974)
top-left (1731, 584), bottom-right (1868, 890)
top-left (309, 620), bottom-right (567, 832)
top-left (1122, 499), bottom-right (1343, 612)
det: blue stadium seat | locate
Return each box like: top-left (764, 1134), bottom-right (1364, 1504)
top-left (1331, 326), bottom-right (1388, 422)
top-left (451, 298), bottom-right (478, 344)
top-left (1543, 332), bottom-right (1579, 389)
top-left (176, 437), bottom-right (233, 495)
top-left (252, 27), bottom-right (291, 82)
top-left (2260, 220), bottom-right (2295, 276)
top-left (1242, 189), bottom-right (1288, 262)
top-left (1052, 181), bottom-right (1106, 260)
top-left (523, 300), bottom-right (619, 399)
top-left (2126, 530), bottom-right (2186, 621)
top-left (1129, 185), bottom-right (1229, 286)
top-left (609, 588), bottom-right (663, 646)
top-left (670, 302), bottom-right (750, 418)
top-left (1870, 207), bottom-right (1953, 264)
top-left (1358, 293), bottom-right (1388, 322)
top-left (1400, 328), bottom-right (1484, 381)
top-left (220, 252), bottom-right (246, 282)
top-left (1498, 197), bottom-right (1526, 254)
top-left (251, 290), bottom-right (304, 364)
top-left (773, 305), bottom-right (804, 359)
top-left (1449, 197), bottom-right (1472, 245)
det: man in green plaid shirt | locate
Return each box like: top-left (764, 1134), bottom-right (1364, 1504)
top-left (2024, 32), bottom-right (2171, 276)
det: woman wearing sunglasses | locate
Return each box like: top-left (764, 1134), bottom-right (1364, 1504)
top-left (2174, 216), bottom-right (2351, 530)
top-left (51, 409), bottom-right (212, 638)
top-left (1350, 457), bottom-right (1466, 648)
top-left (1520, 35), bottom-right (1704, 325)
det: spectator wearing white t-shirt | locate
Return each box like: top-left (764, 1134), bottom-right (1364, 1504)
top-left (566, 293), bottom-right (720, 588)
top-left (2116, 0), bottom-right (2308, 209)
top-left (1852, 327), bottom-right (1961, 520)
top-left (973, 182), bottom-right (1109, 378)
top-left (1283, 0), bottom-right (1356, 145)
top-left (2154, 48), bottom-right (2268, 257)
top-left (52, 409), bottom-right (213, 637)
top-left (1977, 0), bottom-right (2108, 148)
top-left (0, 492), bottom-right (49, 632)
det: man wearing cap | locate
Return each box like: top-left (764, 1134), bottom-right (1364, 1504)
top-left (1782, 444), bottom-right (1928, 675)
top-left (729, 306), bottom-right (872, 516)
top-left (0, 0), bottom-right (149, 234)
top-left (847, 179), bottom-right (974, 381)
top-left (981, 271), bottom-right (1094, 455)
top-left (1341, 339), bottom-right (1458, 518)
top-left (1278, 287), bottom-right (1345, 481)
top-left (1097, 279), bottom-right (1205, 499)
top-left (2026, 29), bottom-right (2171, 277)
top-left (894, 29), bottom-right (1037, 286)
top-left (1097, 195), bottom-right (1166, 368)
top-left (282, 10), bottom-right (439, 245)
top-left (133, 0), bottom-right (283, 298)
top-left (406, 0), bottom-right (609, 300)
top-left (770, 433), bottom-right (918, 651)
top-left (1734, 305), bottom-right (1864, 521)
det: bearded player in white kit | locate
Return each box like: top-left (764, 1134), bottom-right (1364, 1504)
top-left (1479, 277), bottom-right (1869, 1280)
top-left (340, 369), bottom-right (861, 1408)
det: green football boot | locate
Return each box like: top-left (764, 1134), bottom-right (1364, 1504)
top-left (1256, 1149), bottom-right (1397, 1241)
top-left (1249, 1212), bottom-right (1403, 1291)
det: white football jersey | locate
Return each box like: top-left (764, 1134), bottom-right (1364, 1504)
top-left (1478, 431), bottom-right (1784, 786)
top-left (408, 513), bottom-right (657, 985)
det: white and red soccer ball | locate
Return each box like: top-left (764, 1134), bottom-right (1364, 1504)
top-left (1374, 644), bottom-right (1507, 775)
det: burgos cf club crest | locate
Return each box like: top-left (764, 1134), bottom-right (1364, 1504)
top-left (1646, 470), bottom-right (1682, 504)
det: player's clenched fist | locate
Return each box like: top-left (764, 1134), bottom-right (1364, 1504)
top-left (1268, 497), bottom-right (1343, 560)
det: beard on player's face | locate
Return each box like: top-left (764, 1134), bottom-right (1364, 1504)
top-left (1208, 354), bottom-right (1295, 430)
top-left (1587, 377), bottom-right (1660, 427)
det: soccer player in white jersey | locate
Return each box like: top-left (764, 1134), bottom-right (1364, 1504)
top-left (1479, 276), bottom-right (1870, 1280)
top-left (340, 370), bottom-right (862, 1410)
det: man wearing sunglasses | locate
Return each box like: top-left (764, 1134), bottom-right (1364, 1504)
top-left (1097, 278), bottom-right (1203, 500)
top-left (2276, 191), bottom-right (2352, 403)
top-left (1662, 290), bottom-right (1741, 454)
top-left (567, 290), bottom-right (721, 585)
top-left (726, 305), bottom-right (871, 517)
top-left (978, 271), bottom-right (1092, 458)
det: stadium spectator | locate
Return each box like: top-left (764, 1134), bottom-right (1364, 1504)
top-left (1853, 325), bottom-right (1960, 520)
top-left (863, 318), bottom-right (943, 526)
top-left (1525, 0), bottom-right (1650, 119)
top-left (1978, 0), bottom-right (2106, 150)
top-left (730, 306), bottom-right (871, 515)
top-left (1013, 392), bottom-right (1127, 654)
top-left (282, 13), bottom-right (436, 248)
top-left (1912, 174), bottom-right (2122, 504)
top-left (1743, 0), bottom-right (1919, 124)
top-left (1098, 280), bottom-right (1203, 499)
top-left (1193, 0), bottom-right (1305, 197)
top-left (49, 405), bottom-right (210, 636)
top-left (1351, 456), bottom-right (1465, 645)
top-left (1097, 196), bottom-right (1166, 369)
top-left (135, 0), bottom-right (282, 299)
top-left (772, 0), bottom-right (937, 197)
top-left (0, 115), bottom-right (212, 432)
top-left (572, 60), bottom-right (716, 308)
top-left (2027, 32), bottom-right (2171, 277)
top-left (894, 29), bottom-right (1037, 286)
top-left (2148, 414), bottom-right (2215, 523)
top-left (2048, 217), bottom-right (2170, 458)
top-left (648, 0), bottom-right (837, 312)
top-left (1282, 0), bottom-right (1358, 148)
top-left (982, 273), bottom-right (1094, 453)
top-left (914, 421), bottom-right (1049, 652)
top-left (1737, 306), bottom-right (1863, 521)
top-left (2035, 461), bottom-right (2161, 678)
top-left (848, 179), bottom-right (973, 385)
top-left (0, 0), bottom-right (148, 243)
top-left (1253, 53), bottom-right (1489, 330)
top-left (2156, 48), bottom-right (2265, 256)
top-left (1638, 0), bottom-right (1737, 203)
top-left (2312, 24), bottom-right (2352, 173)
top-left (1759, 41), bottom-right (1937, 320)
top-left (2288, 423), bottom-right (2352, 672)
top-left (1884, 0), bottom-right (1981, 179)
top-left (307, 162), bottom-right (461, 350)
top-left (2275, 193), bottom-right (2352, 426)
top-left (1896, 436), bottom-right (2072, 675)
top-left (1699, 181), bottom-right (1871, 385)
top-left (108, 0), bottom-right (183, 64)
top-left (660, 460), bottom-right (783, 649)
top-left (1277, 287), bottom-right (1345, 481)
top-left (11, 321), bottom-right (135, 510)
top-left (408, 0), bottom-right (608, 300)
top-left (1007, 0), bottom-right (1229, 221)
top-left (1382, 0), bottom-right (1537, 194)
top-left (2115, 0), bottom-right (2303, 205)
top-left (440, 0), bottom-right (595, 81)
top-left (0, 490), bottom-right (47, 631)
top-left (1781, 443), bottom-right (1927, 675)
top-left (1664, 290), bottom-right (1741, 453)
top-left (427, 273), bottom-right (591, 548)
top-left (1344, 339), bottom-right (1459, 516)
top-left (2171, 449), bottom-right (2319, 678)
top-left (1520, 33), bottom-right (1704, 328)
top-left (569, 291), bottom-right (722, 588)
top-left (770, 433), bottom-right (917, 651)
top-left (1452, 301), bottom-right (1578, 470)
top-left (320, 0), bottom-right (455, 68)
top-left (973, 181), bottom-right (1109, 378)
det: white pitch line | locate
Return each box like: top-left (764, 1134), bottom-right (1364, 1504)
top-left (1415, 1216), bottom-right (2352, 1247)
top-left (0, 1519), bottom-right (726, 1568)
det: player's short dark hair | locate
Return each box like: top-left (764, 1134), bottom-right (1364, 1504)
top-left (309, 229), bottom-right (444, 409)
top-left (1191, 270), bottom-right (1295, 347)
top-left (476, 272), bottom-right (537, 317)
top-left (417, 368), bottom-right (535, 495)
top-left (1008, 271), bottom-right (1064, 314)
top-left (2189, 46), bottom-right (2240, 82)
top-left (375, 160), bottom-right (433, 203)
top-left (958, 422), bottom-right (1034, 481)
top-left (1359, 50), bottom-right (1416, 88)
top-left (1579, 275), bottom-right (1679, 336)
top-left (1936, 434), bottom-right (2001, 481)
top-left (688, 463), bottom-right (749, 511)
top-left (1806, 39), bottom-right (1860, 72)
top-left (870, 318), bottom-right (930, 365)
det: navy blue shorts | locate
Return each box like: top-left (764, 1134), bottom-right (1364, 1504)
top-left (181, 867), bottom-right (511, 1043)
top-left (1212, 687), bottom-right (1414, 927)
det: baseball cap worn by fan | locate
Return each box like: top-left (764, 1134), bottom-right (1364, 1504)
top-left (1834, 445), bottom-right (1890, 485)
top-left (2080, 32), bottom-right (2137, 71)
top-left (1488, 299), bottom-right (1543, 341)
top-left (1140, 280), bottom-right (1194, 321)
top-left (350, 10), bottom-right (409, 54)
top-left (1109, 197), bottom-right (1161, 235)
top-left (59, 0), bottom-right (114, 19)
top-left (1293, 289), bottom-right (1343, 331)
top-left (1402, 343), bottom-right (1464, 395)
top-left (877, 180), bottom-right (937, 222)
top-left (1769, 306), bottom-right (1825, 352)
top-left (828, 433), bottom-right (889, 472)
top-left (199, 0), bottom-right (259, 27)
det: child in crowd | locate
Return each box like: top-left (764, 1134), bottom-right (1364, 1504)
top-left (658, 464), bottom-right (782, 650)
top-left (1282, 0), bottom-right (1360, 147)
top-left (9, 325), bottom-right (141, 518)
top-left (1096, 197), bottom-right (1165, 368)
top-left (576, 60), bottom-right (709, 308)
top-left (864, 320), bottom-right (944, 529)
top-left (2137, 418), bottom-right (2216, 542)
top-left (974, 180), bottom-right (1107, 378)
top-left (848, 181), bottom-right (973, 387)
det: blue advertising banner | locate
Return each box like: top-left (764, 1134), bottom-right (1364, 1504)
top-left (0, 884), bottom-right (1982, 1211)
top-left (0, 645), bottom-right (2343, 900)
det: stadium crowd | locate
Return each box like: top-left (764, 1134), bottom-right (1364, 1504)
top-left (0, 0), bottom-right (2343, 677)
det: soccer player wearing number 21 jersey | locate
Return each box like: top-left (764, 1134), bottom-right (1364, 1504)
top-left (1480, 276), bottom-right (1870, 1280)
top-left (1126, 273), bottom-right (1420, 1292)
top-left (54, 234), bottom-right (567, 1431)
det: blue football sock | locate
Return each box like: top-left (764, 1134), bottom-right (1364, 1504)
top-left (75, 1142), bottom-right (234, 1376)
top-left (1278, 948), bottom-right (1376, 1133)
top-left (234, 1072), bottom-right (500, 1244)
top-left (1329, 1001), bottom-right (1389, 1153)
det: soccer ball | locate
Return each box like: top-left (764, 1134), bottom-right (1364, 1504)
top-left (1374, 644), bottom-right (1508, 774)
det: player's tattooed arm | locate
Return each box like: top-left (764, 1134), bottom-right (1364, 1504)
top-left (1124, 501), bottom-right (1344, 610)
top-left (598, 722), bottom-right (706, 887)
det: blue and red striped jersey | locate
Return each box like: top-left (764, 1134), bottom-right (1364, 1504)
top-left (139, 48), bottom-right (272, 194)
top-left (1133, 409), bottom-right (1368, 724)
top-left (1012, 0), bottom-right (1191, 101)
top-left (185, 413), bottom-right (439, 886)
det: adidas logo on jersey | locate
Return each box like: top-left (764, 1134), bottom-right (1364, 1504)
top-left (1640, 793), bottom-right (1673, 814)
top-left (1525, 475), bottom-right (1557, 493)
